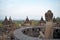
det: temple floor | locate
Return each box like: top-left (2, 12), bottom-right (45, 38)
top-left (14, 26), bottom-right (60, 40)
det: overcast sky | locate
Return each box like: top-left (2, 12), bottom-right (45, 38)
top-left (0, 0), bottom-right (60, 20)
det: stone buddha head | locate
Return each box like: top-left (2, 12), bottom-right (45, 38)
top-left (45, 10), bottom-right (53, 21)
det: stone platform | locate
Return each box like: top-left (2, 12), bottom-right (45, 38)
top-left (14, 26), bottom-right (60, 40)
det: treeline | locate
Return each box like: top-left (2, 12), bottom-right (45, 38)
top-left (0, 17), bottom-right (60, 28)
top-left (56, 17), bottom-right (60, 24)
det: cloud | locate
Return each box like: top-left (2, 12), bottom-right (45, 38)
top-left (0, 0), bottom-right (60, 20)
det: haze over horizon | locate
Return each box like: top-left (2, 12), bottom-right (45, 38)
top-left (0, 0), bottom-right (60, 20)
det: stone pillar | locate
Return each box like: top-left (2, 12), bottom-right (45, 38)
top-left (45, 20), bottom-right (53, 39)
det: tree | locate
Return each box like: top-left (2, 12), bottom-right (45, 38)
top-left (56, 17), bottom-right (60, 24)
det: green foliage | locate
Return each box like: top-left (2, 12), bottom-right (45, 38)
top-left (56, 17), bottom-right (60, 24)
top-left (15, 22), bottom-right (20, 28)
top-left (32, 20), bottom-right (38, 26)
top-left (0, 21), bottom-right (2, 27)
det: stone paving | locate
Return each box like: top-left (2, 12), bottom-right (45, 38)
top-left (14, 26), bottom-right (60, 40)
